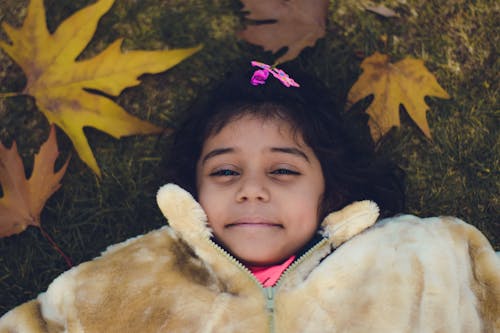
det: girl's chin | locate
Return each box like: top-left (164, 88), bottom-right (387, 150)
top-left (216, 236), bottom-right (296, 266)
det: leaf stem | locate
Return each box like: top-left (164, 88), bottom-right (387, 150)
top-left (39, 226), bottom-right (73, 268)
top-left (0, 92), bottom-right (24, 98)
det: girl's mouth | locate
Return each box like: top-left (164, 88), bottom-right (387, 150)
top-left (226, 218), bottom-right (283, 228)
top-left (227, 222), bottom-right (283, 228)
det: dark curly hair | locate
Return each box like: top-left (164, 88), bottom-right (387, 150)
top-left (164, 66), bottom-right (405, 219)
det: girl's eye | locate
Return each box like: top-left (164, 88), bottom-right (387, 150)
top-left (210, 169), bottom-right (239, 177)
top-left (270, 168), bottom-right (300, 176)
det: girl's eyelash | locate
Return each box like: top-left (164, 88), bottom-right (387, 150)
top-left (209, 168), bottom-right (300, 177)
top-left (271, 168), bottom-right (300, 175)
top-left (210, 169), bottom-right (239, 177)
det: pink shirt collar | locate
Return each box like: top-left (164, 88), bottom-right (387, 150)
top-left (247, 255), bottom-right (296, 287)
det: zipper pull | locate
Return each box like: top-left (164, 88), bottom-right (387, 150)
top-left (265, 287), bottom-right (275, 313)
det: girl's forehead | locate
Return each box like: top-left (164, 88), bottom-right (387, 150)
top-left (208, 113), bottom-right (305, 144)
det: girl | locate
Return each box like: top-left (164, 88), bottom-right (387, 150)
top-left (0, 65), bottom-right (499, 333)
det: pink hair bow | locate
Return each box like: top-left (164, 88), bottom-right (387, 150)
top-left (250, 61), bottom-right (300, 88)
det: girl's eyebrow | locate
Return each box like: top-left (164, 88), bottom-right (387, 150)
top-left (201, 146), bottom-right (310, 164)
top-left (201, 147), bottom-right (234, 164)
top-left (270, 147), bottom-right (310, 162)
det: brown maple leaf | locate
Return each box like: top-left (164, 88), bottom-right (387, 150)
top-left (0, 0), bottom-right (201, 176)
top-left (0, 125), bottom-right (70, 238)
top-left (239, 0), bottom-right (328, 64)
top-left (347, 52), bottom-right (450, 142)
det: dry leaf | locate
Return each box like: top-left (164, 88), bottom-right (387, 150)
top-left (239, 0), bottom-right (328, 64)
top-left (365, 4), bottom-right (399, 18)
top-left (347, 52), bottom-right (450, 142)
top-left (0, 125), bottom-right (70, 238)
top-left (0, 0), bottom-right (201, 176)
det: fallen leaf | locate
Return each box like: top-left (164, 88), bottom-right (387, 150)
top-left (347, 52), bottom-right (450, 142)
top-left (0, 125), bottom-right (70, 238)
top-left (239, 0), bottom-right (328, 64)
top-left (0, 0), bottom-right (201, 176)
top-left (365, 4), bottom-right (399, 18)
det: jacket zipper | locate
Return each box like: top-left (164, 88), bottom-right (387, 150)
top-left (264, 237), bottom-right (329, 332)
top-left (265, 286), bottom-right (276, 333)
top-left (209, 238), bottom-right (329, 333)
top-left (274, 238), bottom-right (328, 287)
top-left (209, 241), bottom-right (276, 331)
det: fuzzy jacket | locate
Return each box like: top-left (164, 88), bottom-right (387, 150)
top-left (1, 184), bottom-right (499, 333)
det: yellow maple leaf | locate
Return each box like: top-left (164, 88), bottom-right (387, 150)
top-left (347, 52), bottom-right (450, 142)
top-left (0, 0), bottom-right (201, 176)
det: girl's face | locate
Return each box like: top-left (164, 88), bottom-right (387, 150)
top-left (196, 114), bottom-right (325, 266)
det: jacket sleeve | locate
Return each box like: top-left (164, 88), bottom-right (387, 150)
top-left (0, 265), bottom-right (76, 333)
top-left (447, 217), bottom-right (500, 332)
top-left (0, 252), bottom-right (85, 333)
top-left (0, 299), bottom-right (59, 333)
top-left (0, 226), bottom-right (181, 333)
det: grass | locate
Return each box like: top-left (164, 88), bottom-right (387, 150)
top-left (0, 0), bottom-right (498, 315)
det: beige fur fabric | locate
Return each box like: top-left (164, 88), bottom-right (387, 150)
top-left (1, 184), bottom-right (499, 333)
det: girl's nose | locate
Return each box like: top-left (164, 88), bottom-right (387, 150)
top-left (236, 175), bottom-right (270, 203)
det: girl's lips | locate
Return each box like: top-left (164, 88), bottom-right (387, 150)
top-left (226, 218), bottom-right (283, 228)
top-left (227, 222), bottom-right (283, 228)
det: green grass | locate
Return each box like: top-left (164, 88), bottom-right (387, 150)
top-left (0, 0), bottom-right (498, 314)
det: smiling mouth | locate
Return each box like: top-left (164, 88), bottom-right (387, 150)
top-left (226, 222), bottom-right (283, 228)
